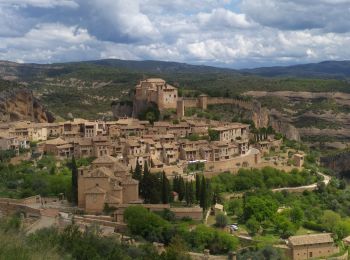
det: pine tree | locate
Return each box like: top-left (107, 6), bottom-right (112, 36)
top-left (161, 172), bottom-right (170, 204)
top-left (195, 174), bottom-right (201, 202)
top-left (71, 156), bottom-right (78, 205)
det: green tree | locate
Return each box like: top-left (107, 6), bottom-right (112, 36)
top-left (195, 174), bottom-right (201, 202)
top-left (289, 206), bottom-right (304, 224)
top-left (200, 176), bottom-right (211, 211)
top-left (161, 172), bottom-right (171, 204)
top-left (208, 129), bottom-right (220, 141)
top-left (321, 210), bottom-right (341, 232)
top-left (162, 235), bottom-right (191, 260)
top-left (124, 206), bottom-right (169, 243)
top-left (274, 215), bottom-right (296, 239)
top-left (246, 217), bottom-right (260, 235)
top-left (178, 177), bottom-right (185, 202)
top-left (215, 213), bottom-right (228, 228)
top-left (243, 196), bottom-right (278, 222)
top-left (133, 160), bottom-right (142, 181)
top-left (71, 156), bottom-right (78, 205)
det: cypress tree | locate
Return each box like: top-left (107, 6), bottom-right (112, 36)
top-left (133, 160), bottom-right (142, 181)
top-left (161, 172), bottom-right (170, 204)
top-left (185, 182), bottom-right (190, 205)
top-left (71, 156), bottom-right (78, 205)
top-left (178, 177), bottom-right (185, 201)
top-left (200, 175), bottom-right (208, 211)
top-left (189, 181), bottom-right (195, 205)
top-left (173, 175), bottom-right (179, 193)
top-left (141, 161), bottom-right (150, 201)
top-left (195, 174), bottom-right (201, 202)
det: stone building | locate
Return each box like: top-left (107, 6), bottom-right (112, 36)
top-left (133, 78), bottom-right (178, 117)
top-left (287, 233), bottom-right (338, 260)
top-left (78, 155), bottom-right (140, 213)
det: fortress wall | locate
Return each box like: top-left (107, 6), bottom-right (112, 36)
top-left (183, 98), bottom-right (198, 108)
top-left (206, 97), bottom-right (253, 110)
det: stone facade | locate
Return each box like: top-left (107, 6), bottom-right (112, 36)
top-left (78, 155), bottom-right (139, 214)
top-left (287, 233), bottom-right (338, 260)
top-left (133, 78), bottom-right (178, 117)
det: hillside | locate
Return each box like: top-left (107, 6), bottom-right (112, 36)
top-left (0, 59), bottom-right (350, 127)
top-left (241, 60), bottom-right (350, 79)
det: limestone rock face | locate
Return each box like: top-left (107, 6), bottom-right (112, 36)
top-left (0, 88), bottom-right (54, 123)
top-left (321, 151), bottom-right (350, 175)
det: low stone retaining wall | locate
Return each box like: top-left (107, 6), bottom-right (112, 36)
top-left (0, 201), bottom-right (41, 217)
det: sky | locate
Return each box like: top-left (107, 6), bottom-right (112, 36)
top-left (0, 0), bottom-right (350, 68)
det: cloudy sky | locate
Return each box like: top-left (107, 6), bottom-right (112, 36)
top-left (1, 0), bottom-right (350, 68)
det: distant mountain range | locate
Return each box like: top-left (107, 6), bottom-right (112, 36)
top-left (0, 59), bottom-right (350, 80)
top-left (78, 59), bottom-right (350, 79)
top-left (241, 60), bottom-right (350, 79)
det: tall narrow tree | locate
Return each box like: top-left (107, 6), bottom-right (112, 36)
top-left (178, 176), bottom-right (185, 201)
top-left (161, 172), bottom-right (170, 204)
top-left (133, 160), bottom-right (142, 181)
top-left (195, 174), bottom-right (201, 202)
top-left (71, 156), bottom-right (78, 205)
top-left (200, 175), bottom-right (208, 211)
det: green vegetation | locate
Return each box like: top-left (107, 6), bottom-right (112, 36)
top-left (124, 206), bottom-right (239, 254)
top-left (0, 214), bottom-right (191, 260)
top-left (223, 176), bottom-right (350, 241)
top-left (0, 155), bottom-right (72, 199)
top-left (211, 167), bottom-right (320, 193)
top-left (3, 59), bottom-right (350, 120)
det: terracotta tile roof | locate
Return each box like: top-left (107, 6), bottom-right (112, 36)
top-left (288, 233), bottom-right (334, 246)
top-left (93, 155), bottom-right (117, 164)
top-left (45, 138), bottom-right (67, 145)
top-left (88, 167), bottom-right (113, 178)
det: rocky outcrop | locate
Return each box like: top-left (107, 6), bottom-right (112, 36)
top-left (111, 101), bottom-right (133, 118)
top-left (321, 151), bottom-right (350, 176)
top-left (250, 102), bottom-right (300, 141)
top-left (0, 88), bottom-right (54, 123)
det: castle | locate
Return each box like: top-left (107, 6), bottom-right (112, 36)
top-left (132, 78), bottom-right (178, 117)
top-left (128, 78), bottom-right (253, 119)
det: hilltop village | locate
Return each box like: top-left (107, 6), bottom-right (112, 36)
top-left (2, 79), bottom-right (348, 260)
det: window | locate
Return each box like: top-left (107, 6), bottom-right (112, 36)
top-left (309, 252), bottom-right (313, 258)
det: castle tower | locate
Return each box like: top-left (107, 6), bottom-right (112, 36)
top-left (176, 99), bottom-right (185, 119)
top-left (198, 94), bottom-right (208, 110)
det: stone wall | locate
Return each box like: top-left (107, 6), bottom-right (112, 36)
top-left (205, 152), bottom-right (260, 173)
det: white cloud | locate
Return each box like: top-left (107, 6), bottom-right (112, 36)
top-left (0, 0), bottom-right (350, 67)
top-left (241, 0), bottom-right (350, 32)
top-left (0, 0), bottom-right (79, 8)
top-left (197, 8), bottom-right (254, 29)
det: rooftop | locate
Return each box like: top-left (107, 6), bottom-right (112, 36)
top-left (288, 233), bottom-right (334, 246)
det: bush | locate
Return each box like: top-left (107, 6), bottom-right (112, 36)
top-left (215, 213), bottom-right (228, 228)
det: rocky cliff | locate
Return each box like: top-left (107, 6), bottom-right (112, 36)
top-left (0, 88), bottom-right (54, 123)
top-left (250, 101), bottom-right (300, 141)
top-left (321, 151), bottom-right (350, 176)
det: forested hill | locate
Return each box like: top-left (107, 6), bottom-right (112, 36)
top-left (241, 60), bottom-right (350, 79)
top-left (1, 59), bottom-right (350, 80)
top-left (0, 59), bottom-right (350, 119)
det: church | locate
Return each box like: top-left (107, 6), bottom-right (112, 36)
top-left (77, 155), bottom-right (140, 213)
